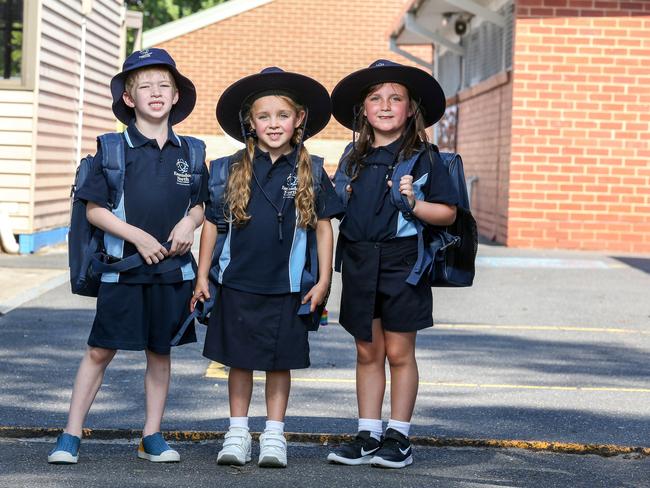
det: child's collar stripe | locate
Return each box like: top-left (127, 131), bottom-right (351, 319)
top-left (123, 130), bottom-right (134, 148)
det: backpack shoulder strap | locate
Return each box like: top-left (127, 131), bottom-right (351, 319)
top-left (310, 155), bottom-right (324, 199)
top-left (389, 147), bottom-right (426, 220)
top-left (296, 154), bottom-right (326, 322)
top-left (208, 152), bottom-right (239, 232)
top-left (333, 142), bottom-right (355, 205)
top-left (388, 146), bottom-right (430, 286)
top-left (97, 132), bottom-right (125, 210)
top-left (180, 135), bottom-right (207, 207)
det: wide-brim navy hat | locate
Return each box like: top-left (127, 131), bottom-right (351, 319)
top-left (110, 48), bottom-right (196, 125)
top-left (331, 59), bottom-right (446, 131)
top-left (216, 67), bottom-right (331, 142)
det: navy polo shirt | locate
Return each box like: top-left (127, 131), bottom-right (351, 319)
top-left (75, 121), bottom-right (209, 284)
top-left (339, 138), bottom-right (459, 242)
top-left (206, 147), bottom-right (343, 294)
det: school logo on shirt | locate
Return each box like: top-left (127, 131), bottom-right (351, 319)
top-left (282, 174), bottom-right (298, 199)
top-left (174, 159), bottom-right (191, 186)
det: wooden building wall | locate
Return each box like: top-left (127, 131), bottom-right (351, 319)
top-left (0, 89), bottom-right (36, 234)
top-left (34, 0), bottom-right (123, 232)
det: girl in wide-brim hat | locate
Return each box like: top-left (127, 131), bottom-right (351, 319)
top-left (192, 67), bottom-right (343, 469)
top-left (327, 60), bottom-right (459, 469)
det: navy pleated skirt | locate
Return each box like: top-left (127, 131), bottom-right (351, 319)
top-left (203, 285), bottom-right (311, 371)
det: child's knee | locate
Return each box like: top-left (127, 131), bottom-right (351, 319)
top-left (385, 346), bottom-right (415, 368)
top-left (356, 344), bottom-right (385, 366)
top-left (145, 350), bottom-right (171, 368)
top-left (86, 346), bottom-right (115, 365)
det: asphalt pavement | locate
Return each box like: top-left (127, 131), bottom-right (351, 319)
top-left (1, 234), bottom-right (649, 487)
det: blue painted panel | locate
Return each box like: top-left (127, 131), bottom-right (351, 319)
top-left (18, 227), bottom-right (69, 254)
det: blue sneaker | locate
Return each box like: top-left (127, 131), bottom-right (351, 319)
top-left (48, 433), bottom-right (80, 464)
top-left (137, 432), bottom-right (180, 463)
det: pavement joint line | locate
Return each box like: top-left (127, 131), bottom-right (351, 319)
top-left (205, 363), bottom-right (650, 393)
top-left (324, 321), bottom-right (650, 335)
top-left (0, 269), bottom-right (68, 316)
top-left (436, 323), bottom-right (650, 335)
top-left (1, 427), bottom-right (648, 458)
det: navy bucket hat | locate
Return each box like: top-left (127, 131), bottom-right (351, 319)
top-left (216, 67), bottom-right (331, 143)
top-left (331, 59), bottom-right (446, 131)
top-left (110, 48), bottom-right (196, 125)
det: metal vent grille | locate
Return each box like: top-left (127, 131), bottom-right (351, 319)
top-left (438, 51), bottom-right (462, 97)
top-left (438, 1), bottom-right (513, 96)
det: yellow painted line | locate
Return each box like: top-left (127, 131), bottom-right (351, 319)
top-left (205, 362), bottom-right (227, 379)
top-left (435, 323), bottom-right (650, 335)
top-left (205, 363), bottom-right (650, 393)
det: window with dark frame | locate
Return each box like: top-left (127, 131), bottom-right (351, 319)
top-left (1, 0), bottom-right (23, 80)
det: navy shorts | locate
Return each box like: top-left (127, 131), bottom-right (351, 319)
top-left (203, 286), bottom-right (310, 371)
top-left (339, 236), bottom-right (433, 342)
top-left (88, 281), bottom-right (196, 355)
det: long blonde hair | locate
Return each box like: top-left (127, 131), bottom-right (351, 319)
top-left (225, 95), bottom-right (317, 229)
top-left (345, 83), bottom-right (432, 180)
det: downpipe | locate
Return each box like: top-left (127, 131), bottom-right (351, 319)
top-left (0, 211), bottom-right (19, 254)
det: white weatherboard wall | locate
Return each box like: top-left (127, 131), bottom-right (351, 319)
top-left (0, 89), bottom-right (35, 235)
top-left (0, 0), bottom-right (125, 252)
top-left (34, 0), bottom-right (123, 233)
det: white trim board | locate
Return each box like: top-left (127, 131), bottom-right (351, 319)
top-left (143, 0), bottom-right (275, 47)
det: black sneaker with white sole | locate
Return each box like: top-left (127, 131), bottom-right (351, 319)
top-left (370, 428), bottom-right (413, 468)
top-left (326, 431), bottom-right (382, 465)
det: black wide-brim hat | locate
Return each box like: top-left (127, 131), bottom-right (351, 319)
top-left (216, 67), bottom-right (331, 142)
top-left (110, 48), bottom-right (196, 125)
top-left (331, 59), bottom-right (446, 131)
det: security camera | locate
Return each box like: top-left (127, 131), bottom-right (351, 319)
top-left (454, 18), bottom-right (468, 36)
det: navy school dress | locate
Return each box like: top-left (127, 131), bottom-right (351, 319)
top-left (202, 147), bottom-right (344, 371)
top-left (75, 121), bottom-right (209, 354)
top-left (337, 138), bottom-right (459, 342)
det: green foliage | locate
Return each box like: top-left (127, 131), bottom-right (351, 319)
top-left (126, 0), bottom-right (228, 31)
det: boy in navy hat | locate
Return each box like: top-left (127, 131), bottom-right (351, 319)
top-left (48, 48), bottom-right (208, 464)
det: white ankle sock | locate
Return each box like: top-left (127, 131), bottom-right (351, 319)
top-left (229, 416), bottom-right (249, 430)
top-left (265, 420), bottom-right (285, 433)
top-left (387, 419), bottom-right (410, 437)
top-left (358, 418), bottom-right (383, 441)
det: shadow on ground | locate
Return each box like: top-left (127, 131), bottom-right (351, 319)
top-left (2, 307), bottom-right (650, 448)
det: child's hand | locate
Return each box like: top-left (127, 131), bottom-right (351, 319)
top-left (302, 281), bottom-right (330, 313)
top-left (388, 175), bottom-right (416, 209)
top-left (167, 216), bottom-right (195, 257)
top-left (190, 276), bottom-right (210, 312)
top-left (134, 231), bottom-right (168, 265)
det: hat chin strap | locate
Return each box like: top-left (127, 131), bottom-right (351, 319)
top-left (238, 110), bottom-right (257, 140)
top-left (245, 108), bottom-right (310, 243)
top-left (351, 105), bottom-right (364, 152)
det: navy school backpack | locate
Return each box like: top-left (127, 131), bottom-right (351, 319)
top-left (333, 143), bottom-right (478, 287)
top-left (171, 152), bottom-right (327, 346)
top-left (68, 132), bottom-right (206, 297)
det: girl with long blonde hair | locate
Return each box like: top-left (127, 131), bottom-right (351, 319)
top-left (191, 68), bottom-right (343, 469)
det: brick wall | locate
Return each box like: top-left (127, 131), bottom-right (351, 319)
top-left (510, 0), bottom-right (650, 252)
top-left (455, 72), bottom-right (513, 243)
top-left (156, 0), bottom-right (431, 169)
